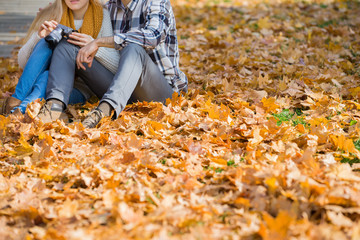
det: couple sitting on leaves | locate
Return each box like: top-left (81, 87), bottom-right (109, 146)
top-left (1, 0), bottom-right (187, 128)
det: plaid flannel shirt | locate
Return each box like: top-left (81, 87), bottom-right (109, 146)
top-left (106, 0), bottom-right (188, 93)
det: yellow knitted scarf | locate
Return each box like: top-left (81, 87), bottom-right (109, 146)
top-left (60, 0), bottom-right (103, 39)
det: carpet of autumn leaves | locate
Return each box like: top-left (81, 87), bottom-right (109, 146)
top-left (1, 0), bottom-right (360, 239)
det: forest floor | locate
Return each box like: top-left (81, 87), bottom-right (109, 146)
top-left (1, 0), bottom-right (360, 239)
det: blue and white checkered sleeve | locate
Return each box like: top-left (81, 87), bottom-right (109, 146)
top-left (114, 0), bottom-right (171, 49)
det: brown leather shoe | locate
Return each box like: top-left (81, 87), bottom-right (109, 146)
top-left (37, 101), bottom-right (68, 123)
top-left (0, 96), bottom-right (21, 115)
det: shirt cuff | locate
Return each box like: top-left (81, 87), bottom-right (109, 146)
top-left (114, 34), bottom-right (126, 50)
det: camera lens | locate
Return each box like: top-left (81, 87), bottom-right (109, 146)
top-left (45, 26), bottom-right (64, 49)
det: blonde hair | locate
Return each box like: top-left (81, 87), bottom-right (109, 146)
top-left (23, 0), bottom-right (63, 43)
top-left (23, 0), bottom-right (102, 43)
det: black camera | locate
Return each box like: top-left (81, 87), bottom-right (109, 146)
top-left (45, 24), bottom-right (76, 49)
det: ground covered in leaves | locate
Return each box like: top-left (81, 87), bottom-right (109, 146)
top-left (1, 0), bottom-right (360, 239)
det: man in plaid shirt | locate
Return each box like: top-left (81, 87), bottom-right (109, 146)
top-left (38, 0), bottom-right (187, 128)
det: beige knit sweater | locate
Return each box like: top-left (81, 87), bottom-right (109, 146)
top-left (18, 8), bottom-right (120, 74)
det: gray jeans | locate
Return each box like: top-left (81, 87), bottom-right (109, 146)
top-left (46, 40), bottom-right (174, 117)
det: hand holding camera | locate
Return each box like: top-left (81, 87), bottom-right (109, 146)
top-left (38, 20), bottom-right (58, 39)
top-left (45, 24), bottom-right (77, 49)
top-left (67, 32), bottom-right (94, 47)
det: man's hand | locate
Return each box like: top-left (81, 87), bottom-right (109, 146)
top-left (76, 37), bottom-right (115, 70)
top-left (38, 20), bottom-right (58, 38)
top-left (68, 32), bottom-right (94, 47)
top-left (76, 40), bottom-right (99, 70)
top-left (37, 2), bottom-right (52, 15)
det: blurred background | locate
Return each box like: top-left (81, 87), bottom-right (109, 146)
top-left (0, 0), bottom-right (52, 57)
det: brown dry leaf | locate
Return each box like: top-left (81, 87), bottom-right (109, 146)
top-left (58, 198), bottom-right (79, 218)
top-left (327, 211), bottom-right (353, 228)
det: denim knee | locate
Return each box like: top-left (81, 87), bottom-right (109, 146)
top-left (52, 39), bottom-right (78, 59)
top-left (121, 43), bottom-right (147, 56)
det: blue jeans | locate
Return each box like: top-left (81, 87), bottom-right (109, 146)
top-left (12, 39), bottom-right (86, 113)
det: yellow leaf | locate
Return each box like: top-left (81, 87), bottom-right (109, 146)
top-left (296, 124), bottom-right (306, 134)
top-left (166, 91), bottom-right (185, 107)
top-left (0, 115), bottom-right (10, 133)
top-left (278, 81), bottom-right (287, 91)
top-left (16, 134), bottom-right (33, 154)
top-left (234, 197), bottom-right (250, 207)
top-left (348, 87), bottom-right (360, 98)
top-left (338, 2), bottom-right (347, 10)
top-left (147, 120), bottom-right (164, 131)
top-left (40, 174), bottom-right (53, 181)
top-left (330, 135), bottom-right (360, 156)
top-left (307, 117), bottom-right (328, 126)
top-left (210, 157), bottom-right (227, 165)
top-left (340, 60), bottom-right (354, 71)
top-left (258, 17), bottom-right (271, 29)
top-left (260, 211), bottom-right (296, 240)
top-left (203, 99), bottom-right (232, 121)
top-left (265, 177), bottom-right (278, 194)
top-left (261, 97), bottom-right (279, 113)
top-left (327, 195), bottom-right (357, 207)
top-left (38, 132), bottom-right (54, 146)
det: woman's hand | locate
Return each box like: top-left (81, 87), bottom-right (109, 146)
top-left (38, 20), bottom-right (58, 38)
top-left (68, 32), bottom-right (94, 47)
